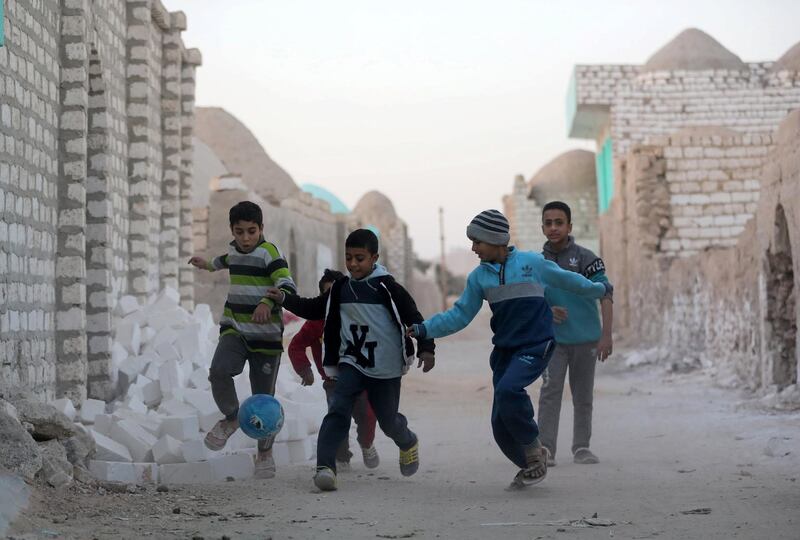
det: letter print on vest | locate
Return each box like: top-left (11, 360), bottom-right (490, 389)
top-left (343, 324), bottom-right (378, 368)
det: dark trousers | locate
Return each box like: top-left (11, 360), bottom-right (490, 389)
top-left (208, 333), bottom-right (280, 451)
top-left (490, 340), bottom-right (554, 469)
top-left (323, 380), bottom-right (377, 463)
top-left (317, 363), bottom-right (416, 472)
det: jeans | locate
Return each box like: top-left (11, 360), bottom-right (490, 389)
top-left (322, 379), bottom-right (377, 463)
top-left (317, 363), bottom-right (416, 472)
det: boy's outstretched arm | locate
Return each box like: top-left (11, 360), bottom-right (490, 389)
top-left (538, 258), bottom-right (609, 299)
top-left (264, 287), bottom-right (329, 321)
top-left (188, 253), bottom-right (228, 271)
top-left (388, 281), bottom-right (436, 372)
top-left (410, 271), bottom-right (483, 339)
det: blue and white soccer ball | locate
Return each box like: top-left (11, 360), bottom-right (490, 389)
top-left (237, 394), bottom-right (285, 440)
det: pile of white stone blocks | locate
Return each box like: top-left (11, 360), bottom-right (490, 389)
top-left (51, 288), bottom-right (327, 485)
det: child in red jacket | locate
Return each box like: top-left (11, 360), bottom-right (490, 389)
top-left (288, 269), bottom-right (379, 469)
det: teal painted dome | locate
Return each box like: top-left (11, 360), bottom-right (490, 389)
top-left (301, 183), bottom-right (349, 214)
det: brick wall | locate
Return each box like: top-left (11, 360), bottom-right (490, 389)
top-left (604, 110), bottom-right (800, 392)
top-left (0, 0), bottom-right (200, 402)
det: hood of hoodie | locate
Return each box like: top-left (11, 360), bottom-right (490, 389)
top-left (352, 263), bottom-right (391, 282)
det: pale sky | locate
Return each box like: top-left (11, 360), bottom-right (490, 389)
top-left (164, 0), bottom-right (800, 258)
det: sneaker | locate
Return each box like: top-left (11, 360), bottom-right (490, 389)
top-left (399, 441), bottom-right (419, 477)
top-left (204, 417), bottom-right (239, 451)
top-left (313, 466), bottom-right (337, 491)
top-left (254, 450), bottom-right (276, 479)
top-left (573, 447), bottom-right (599, 464)
top-left (544, 447), bottom-right (557, 467)
top-left (361, 445), bottom-right (380, 469)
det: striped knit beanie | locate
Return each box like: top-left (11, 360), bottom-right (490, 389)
top-left (466, 209), bottom-right (510, 245)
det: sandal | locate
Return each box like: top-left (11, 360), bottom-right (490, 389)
top-left (520, 445), bottom-right (548, 486)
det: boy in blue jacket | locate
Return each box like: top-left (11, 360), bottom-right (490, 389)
top-left (408, 210), bottom-right (610, 487)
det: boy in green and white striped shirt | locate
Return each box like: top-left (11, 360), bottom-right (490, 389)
top-left (189, 200), bottom-right (297, 479)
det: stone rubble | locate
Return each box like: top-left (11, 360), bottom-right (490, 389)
top-left (48, 287), bottom-right (327, 485)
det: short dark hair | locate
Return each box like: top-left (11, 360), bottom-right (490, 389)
top-left (542, 201), bottom-right (572, 223)
top-left (345, 228), bottom-right (380, 254)
top-left (318, 268), bottom-right (344, 293)
top-left (229, 201), bottom-right (263, 227)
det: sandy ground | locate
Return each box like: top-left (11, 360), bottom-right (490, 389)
top-left (8, 322), bottom-right (800, 540)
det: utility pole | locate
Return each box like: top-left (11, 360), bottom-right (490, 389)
top-left (439, 206), bottom-right (448, 311)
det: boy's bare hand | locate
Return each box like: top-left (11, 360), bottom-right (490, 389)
top-left (188, 256), bottom-right (208, 269)
top-left (417, 351), bottom-right (435, 372)
top-left (264, 287), bottom-right (285, 304)
top-left (551, 306), bottom-right (568, 324)
top-left (597, 334), bottom-right (613, 362)
top-left (299, 367), bottom-right (315, 386)
top-left (252, 303), bottom-right (271, 323)
top-left (406, 325), bottom-right (418, 338)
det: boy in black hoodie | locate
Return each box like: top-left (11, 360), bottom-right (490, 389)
top-left (265, 229), bottom-right (435, 491)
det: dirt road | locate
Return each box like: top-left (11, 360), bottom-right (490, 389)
top-left (9, 323), bottom-right (799, 540)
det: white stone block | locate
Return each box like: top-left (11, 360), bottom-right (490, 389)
top-left (110, 419), bottom-right (157, 462)
top-left (226, 429), bottom-right (257, 451)
top-left (183, 388), bottom-right (215, 414)
top-left (288, 385), bottom-right (317, 404)
top-left (79, 398), bottom-right (106, 424)
top-left (180, 438), bottom-right (208, 463)
top-left (111, 341), bottom-right (129, 368)
top-left (159, 461), bottom-right (214, 484)
top-left (117, 362), bottom-right (139, 395)
top-left (153, 434), bottom-right (184, 464)
top-left (115, 319), bottom-right (141, 355)
top-left (156, 341), bottom-right (181, 364)
top-left (179, 360), bottom-right (194, 387)
top-left (143, 356), bottom-right (163, 380)
top-left (89, 460), bottom-right (158, 484)
top-left (188, 367), bottom-right (210, 391)
top-left (90, 429), bottom-right (133, 462)
top-left (159, 358), bottom-right (183, 394)
top-left (112, 410), bottom-right (161, 437)
top-left (93, 414), bottom-right (113, 437)
top-left (159, 416), bottom-right (200, 441)
top-left (158, 398), bottom-right (196, 417)
top-left (176, 323), bottom-right (202, 361)
top-left (115, 295), bottom-right (141, 317)
top-left (271, 441), bottom-right (291, 467)
top-left (121, 394), bottom-right (147, 414)
top-left (142, 377), bottom-right (163, 407)
top-left (151, 287), bottom-right (181, 311)
top-left (50, 398), bottom-right (76, 421)
top-left (141, 326), bottom-right (157, 346)
top-left (199, 410), bottom-right (224, 433)
top-left (287, 437), bottom-right (313, 463)
top-left (210, 453), bottom-right (254, 481)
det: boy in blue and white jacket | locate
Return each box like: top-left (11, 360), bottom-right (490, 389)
top-left (409, 210), bottom-right (610, 487)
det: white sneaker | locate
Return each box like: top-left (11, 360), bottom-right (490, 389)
top-left (361, 445), bottom-right (380, 469)
top-left (313, 466), bottom-right (337, 491)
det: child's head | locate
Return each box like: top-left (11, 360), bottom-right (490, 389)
top-left (466, 209), bottom-right (510, 263)
top-left (229, 201), bottom-right (264, 252)
top-left (541, 201), bottom-right (572, 245)
top-left (318, 268), bottom-right (344, 293)
top-left (345, 229), bottom-right (380, 279)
